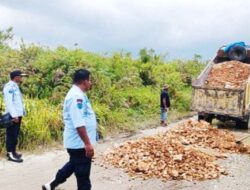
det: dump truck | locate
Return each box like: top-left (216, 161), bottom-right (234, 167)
top-left (191, 43), bottom-right (250, 129)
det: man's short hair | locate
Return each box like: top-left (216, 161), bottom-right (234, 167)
top-left (10, 70), bottom-right (26, 80)
top-left (73, 69), bottom-right (91, 84)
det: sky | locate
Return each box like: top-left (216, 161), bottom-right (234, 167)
top-left (0, 0), bottom-right (250, 60)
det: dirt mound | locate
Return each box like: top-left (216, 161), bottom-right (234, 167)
top-left (205, 61), bottom-right (250, 89)
top-left (103, 119), bottom-right (250, 181)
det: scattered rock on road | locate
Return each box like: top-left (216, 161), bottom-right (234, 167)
top-left (103, 119), bottom-right (250, 182)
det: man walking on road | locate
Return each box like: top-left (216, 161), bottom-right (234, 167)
top-left (3, 70), bottom-right (26, 163)
top-left (160, 85), bottom-right (170, 127)
top-left (43, 69), bottom-right (97, 190)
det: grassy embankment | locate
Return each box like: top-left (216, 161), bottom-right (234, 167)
top-left (0, 28), bottom-right (206, 153)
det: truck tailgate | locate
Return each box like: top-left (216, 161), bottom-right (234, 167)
top-left (191, 87), bottom-right (245, 117)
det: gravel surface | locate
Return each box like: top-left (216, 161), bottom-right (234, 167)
top-left (0, 119), bottom-right (249, 190)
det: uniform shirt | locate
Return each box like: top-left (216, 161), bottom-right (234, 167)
top-left (160, 90), bottom-right (170, 108)
top-left (3, 80), bottom-right (25, 118)
top-left (63, 85), bottom-right (97, 149)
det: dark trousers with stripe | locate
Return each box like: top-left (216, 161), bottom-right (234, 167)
top-left (6, 117), bottom-right (22, 152)
top-left (54, 148), bottom-right (92, 190)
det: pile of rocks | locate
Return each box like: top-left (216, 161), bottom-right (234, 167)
top-left (104, 119), bottom-right (250, 181)
top-left (205, 61), bottom-right (250, 89)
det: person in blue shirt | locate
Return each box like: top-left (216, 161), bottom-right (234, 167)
top-left (3, 70), bottom-right (26, 163)
top-left (43, 69), bottom-right (97, 190)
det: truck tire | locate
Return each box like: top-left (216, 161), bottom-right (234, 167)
top-left (236, 120), bottom-right (248, 129)
top-left (205, 115), bottom-right (213, 124)
top-left (198, 114), bottom-right (204, 121)
top-left (248, 114), bottom-right (250, 129)
top-left (228, 45), bottom-right (247, 61)
top-left (198, 113), bottom-right (213, 124)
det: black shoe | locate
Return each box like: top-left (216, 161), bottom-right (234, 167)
top-left (42, 179), bottom-right (57, 190)
top-left (13, 152), bottom-right (22, 159)
top-left (42, 184), bottom-right (52, 190)
top-left (7, 152), bottom-right (23, 163)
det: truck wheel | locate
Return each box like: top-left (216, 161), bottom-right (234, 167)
top-left (236, 120), bottom-right (248, 129)
top-left (198, 114), bottom-right (204, 121)
top-left (198, 114), bottom-right (213, 124)
top-left (205, 116), bottom-right (213, 124)
top-left (248, 115), bottom-right (250, 129)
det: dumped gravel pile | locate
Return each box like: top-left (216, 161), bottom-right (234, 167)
top-left (103, 119), bottom-right (250, 182)
top-left (168, 119), bottom-right (249, 153)
top-left (104, 136), bottom-right (222, 181)
top-left (205, 61), bottom-right (250, 89)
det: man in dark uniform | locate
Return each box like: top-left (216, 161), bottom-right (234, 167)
top-left (3, 70), bottom-right (27, 163)
top-left (160, 85), bottom-right (170, 127)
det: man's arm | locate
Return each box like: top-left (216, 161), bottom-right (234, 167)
top-left (77, 127), bottom-right (94, 158)
top-left (163, 98), bottom-right (168, 111)
top-left (3, 86), bottom-right (19, 123)
top-left (166, 93), bottom-right (170, 108)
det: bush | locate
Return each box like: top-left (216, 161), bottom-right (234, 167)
top-left (0, 98), bottom-right (63, 153)
top-left (0, 28), bottom-right (206, 151)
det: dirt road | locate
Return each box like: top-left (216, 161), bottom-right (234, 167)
top-left (0, 119), bottom-right (250, 190)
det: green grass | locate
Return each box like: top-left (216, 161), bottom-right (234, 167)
top-left (0, 98), bottom-right (63, 153)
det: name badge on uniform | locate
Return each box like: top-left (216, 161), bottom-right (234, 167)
top-left (77, 99), bottom-right (83, 109)
top-left (8, 89), bottom-right (14, 94)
